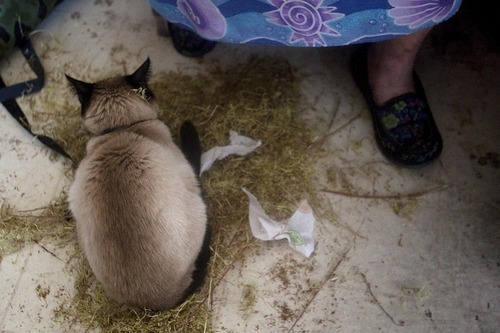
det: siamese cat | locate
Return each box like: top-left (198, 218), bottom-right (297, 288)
top-left (66, 58), bottom-right (210, 310)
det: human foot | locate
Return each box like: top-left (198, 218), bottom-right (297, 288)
top-left (350, 46), bottom-right (443, 166)
top-left (366, 28), bottom-right (430, 105)
top-left (367, 43), bottom-right (416, 106)
top-left (168, 22), bottom-right (217, 57)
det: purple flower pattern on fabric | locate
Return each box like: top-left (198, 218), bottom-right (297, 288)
top-left (265, 0), bottom-right (344, 46)
top-left (177, 0), bottom-right (226, 39)
top-left (150, 0), bottom-right (462, 46)
top-left (388, 0), bottom-right (456, 29)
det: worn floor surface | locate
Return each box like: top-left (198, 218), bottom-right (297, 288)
top-left (0, 1), bottom-right (498, 332)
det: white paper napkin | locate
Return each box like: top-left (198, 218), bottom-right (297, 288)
top-left (200, 131), bottom-right (261, 174)
top-left (243, 188), bottom-right (315, 257)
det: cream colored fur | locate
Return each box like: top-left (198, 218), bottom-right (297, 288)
top-left (68, 74), bottom-right (207, 310)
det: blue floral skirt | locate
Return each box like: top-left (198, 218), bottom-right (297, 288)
top-left (148, 0), bottom-right (462, 47)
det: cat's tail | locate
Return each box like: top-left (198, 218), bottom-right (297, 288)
top-left (180, 121), bottom-right (202, 177)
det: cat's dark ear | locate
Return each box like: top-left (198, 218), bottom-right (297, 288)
top-left (65, 74), bottom-right (94, 115)
top-left (127, 58), bottom-right (151, 88)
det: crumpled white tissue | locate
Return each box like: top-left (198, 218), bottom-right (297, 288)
top-left (199, 133), bottom-right (315, 257)
top-left (200, 131), bottom-right (262, 174)
top-left (243, 188), bottom-right (315, 257)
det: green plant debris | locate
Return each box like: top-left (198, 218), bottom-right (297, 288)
top-left (0, 193), bottom-right (74, 260)
top-left (239, 283), bottom-right (257, 319)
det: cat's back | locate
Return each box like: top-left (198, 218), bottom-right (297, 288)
top-left (75, 120), bottom-right (192, 193)
top-left (71, 120), bottom-right (201, 225)
top-left (82, 127), bottom-right (165, 186)
top-left (69, 121), bottom-right (206, 309)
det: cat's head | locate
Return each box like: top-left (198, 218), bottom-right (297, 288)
top-left (66, 58), bottom-right (157, 135)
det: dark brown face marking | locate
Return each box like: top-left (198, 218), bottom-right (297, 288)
top-left (65, 74), bottom-right (95, 116)
top-left (126, 58), bottom-right (155, 100)
top-left (65, 58), bottom-right (153, 116)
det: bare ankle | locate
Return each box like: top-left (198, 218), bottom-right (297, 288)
top-left (366, 30), bottom-right (431, 105)
top-left (368, 41), bottom-right (419, 105)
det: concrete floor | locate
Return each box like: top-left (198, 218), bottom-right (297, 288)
top-left (0, 0), bottom-right (499, 332)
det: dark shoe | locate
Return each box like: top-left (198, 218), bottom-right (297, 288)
top-left (168, 23), bottom-right (216, 57)
top-left (350, 46), bottom-right (443, 167)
